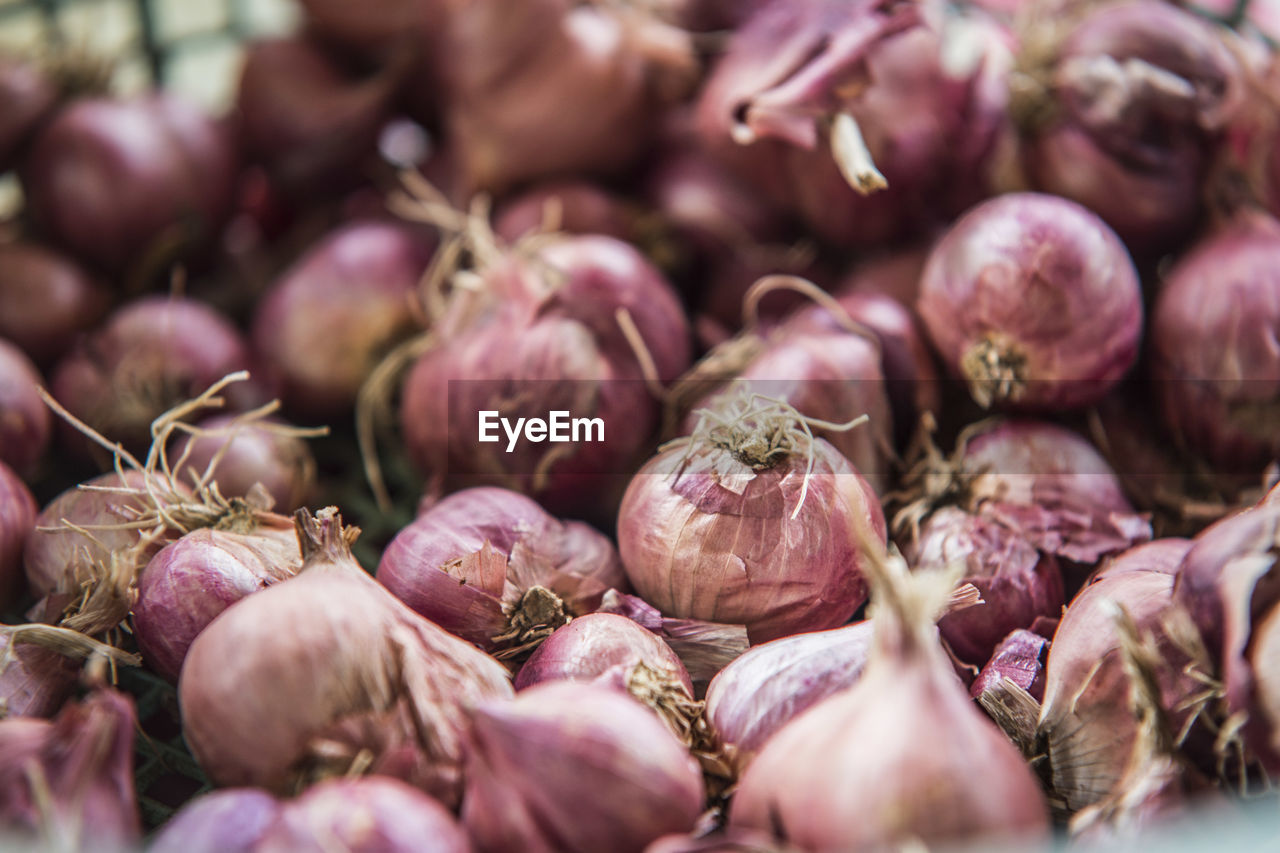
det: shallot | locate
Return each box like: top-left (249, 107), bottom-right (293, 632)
top-left (0, 52), bottom-right (57, 171)
top-left (970, 628), bottom-right (1050, 703)
top-left (0, 624), bottom-right (137, 719)
top-left (169, 414), bottom-right (317, 513)
top-left (0, 338), bottom-right (50, 476)
top-left (0, 241), bottom-right (109, 365)
top-left (0, 460), bottom-right (34, 608)
top-left (149, 789), bottom-right (281, 853)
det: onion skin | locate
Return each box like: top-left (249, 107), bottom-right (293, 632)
top-left (0, 53), bottom-right (57, 171)
top-left (377, 487), bottom-right (625, 653)
top-left (0, 688), bottom-right (139, 851)
top-left (179, 509), bottom-right (514, 806)
top-left (149, 789), bottom-right (281, 853)
top-left (1094, 538), bottom-right (1192, 582)
top-left (969, 628), bottom-right (1049, 703)
top-left (916, 193), bottom-right (1142, 411)
top-left (258, 777), bottom-right (471, 853)
top-left (170, 414), bottom-right (317, 513)
top-left (462, 681), bottom-right (704, 853)
top-left (51, 297), bottom-right (257, 455)
top-left (0, 628), bottom-right (78, 718)
top-left (21, 94), bottom-right (237, 273)
top-left (1150, 211), bottom-right (1280, 471)
top-left (515, 613), bottom-right (693, 695)
top-left (0, 242), bottom-right (110, 365)
top-left (133, 518), bottom-right (302, 684)
top-left (253, 221), bottom-right (432, 416)
top-left (618, 434), bottom-right (885, 643)
top-left (0, 339), bottom-right (50, 477)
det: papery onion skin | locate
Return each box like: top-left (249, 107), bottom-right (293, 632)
top-left (515, 612), bottom-right (692, 694)
top-left (0, 628), bottom-right (78, 718)
top-left (916, 193), bottom-right (1142, 410)
top-left (969, 628), bottom-right (1049, 703)
top-left (258, 776), bottom-right (471, 853)
top-left (170, 414), bottom-right (316, 513)
top-left (149, 789), bottom-right (281, 853)
top-left (0, 242), bottom-right (110, 365)
top-left (179, 509), bottom-right (514, 806)
top-left (133, 518), bottom-right (302, 683)
top-left (462, 681), bottom-right (704, 853)
top-left (253, 220), bottom-right (432, 416)
top-left (1150, 211), bottom-right (1280, 471)
top-left (617, 435), bottom-right (885, 643)
top-left (377, 487), bottom-right (625, 652)
top-left (0, 339), bottom-right (50, 477)
top-left (21, 94), bottom-right (236, 273)
top-left (51, 297), bottom-right (258, 455)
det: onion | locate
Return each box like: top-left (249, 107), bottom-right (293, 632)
top-left (253, 221), bottom-right (433, 416)
top-left (21, 93), bottom-right (237, 274)
top-left (169, 414), bottom-right (317, 513)
top-left (0, 339), bottom-right (50, 476)
top-left (297, 0), bottom-right (441, 63)
top-left (970, 628), bottom-right (1050, 703)
top-left (377, 487), bottom-right (626, 658)
top-left (259, 777), bottom-right (470, 853)
top-left (1250, 599), bottom-right (1280, 774)
top-left (904, 506), bottom-right (1063, 665)
top-left (149, 789), bottom-right (281, 853)
top-left (729, 542), bottom-right (1049, 849)
top-left (1, 626), bottom-right (89, 718)
top-left (132, 513), bottom-right (301, 683)
top-left (516, 613), bottom-right (692, 694)
top-left (493, 180), bottom-right (640, 244)
top-left (618, 392), bottom-right (885, 643)
top-left (1150, 210), bottom-right (1280, 472)
top-left (1014, 0), bottom-right (1243, 252)
top-left (462, 681), bottom-right (704, 853)
top-left (179, 508), bottom-right (513, 805)
top-left (0, 53), bottom-right (57, 171)
top-left (0, 687), bottom-right (138, 851)
top-left (645, 829), bottom-right (798, 853)
top-left (236, 37), bottom-right (402, 196)
top-left (0, 241), bottom-right (110, 365)
top-left (916, 192), bottom-right (1142, 410)
top-left (1096, 537), bottom-right (1193, 582)
top-left (51, 297), bottom-right (258, 455)
top-left (440, 0), bottom-right (695, 193)
top-left (0, 461), bottom-right (34, 608)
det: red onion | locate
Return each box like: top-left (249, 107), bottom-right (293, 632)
top-left (904, 506), bottom-right (1063, 665)
top-left (0, 241), bottom-right (110, 365)
top-left (236, 37), bottom-right (401, 196)
top-left (253, 221), bottom-right (433, 416)
top-left (1, 625), bottom-right (96, 718)
top-left (494, 181), bottom-right (640, 244)
top-left (51, 296), bottom-right (258, 455)
top-left (132, 513), bottom-right (301, 683)
top-left (516, 613), bottom-right (692, 693)
top-left (21, 93), bottom-right (237, 274)
top-left (1150, 210), bottom-right (1280, 472)
top-left (0, 459), bottom-right (35, 610)
top-left (916, 192), bottom-right (1142, 410)
top-left (179, 508), bottom-right (514, 805)
top-left (1014, 1), bottom-right (1243, 252)
top-left (259, 777), bottom-right (470, 853)
top-left (149, 789), bottom-right (281, 853)
top-left (618, 392), bottom-right (886, 643)
top-left (377, 487), bottom-right (626, 658)
top-left (0, 687), bottom-right (138, 851)
top-left (729, 547), bottom-right (1049, 849)
top-left (440, 0), bottom-right (695, 193)
top-left (970, 628), bottom-right (1050, 703)
top-left (170, 414), bottom-right (317, 513)
top-left (0, 338), bottom-right (50, 476)
top-left (0, 53), bottom-right (57, 171)
top-left (462, 681), bottom-right (704, 853)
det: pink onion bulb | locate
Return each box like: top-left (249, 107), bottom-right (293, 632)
top-left (0, 461), bottom-right (34, 608)
top-left (515, 612), bottom-right (692, 694)
top-left (149, 789), bottom-right (281, 853)
top-left (0, 242), bottom-right (109, 365)
top-left (917, 193), bottom-right (1142, 410)
top-left (463, 681), bottom-right (704, 853)
top-left (0, 53), bottom-right (57, 171)
top-left (494, 180), bottom-right (639, 244)
top-left (170, 414), bottom-right (316, 513)
top-left (0, 339), bottom-right (50, 477)
top-left (1150, 211), bottom-right (1280, 471)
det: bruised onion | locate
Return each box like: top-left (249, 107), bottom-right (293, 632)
top-left (970, 628), bottom-right (1050, 703)
top-left (729, 544), bottom-right (1049, 849)
top-left (149, 789), bottom-right (281, 853)
top-left (377, 487), bottom-right (625, 658)
top-left (618, 392), bottom-right (885, 643)
top-left (0, 242), bottom-right (110, 365)
top-left (0, 462), bottom-right (34, 607)
top-left (916, 192), bottom-right (1142, 410)
top-left (253, 221), bottom-right (432, 416)
top-left (179, 508), bottom-right (513, 805)
top-left (0, 339), bottom-right (50, 476)
top-left (170, 414), bottom-right (317, 513)
top-left (21, 93), bottom-right (236, 274)
top-left (51, 297), bottom-right (258, 455)
top-left (1150, 210), bottom-right (1280, 471)
top-left (462, 681), bottom-right (704, 853)
top-left (0, 687), bottom-right (138, 851)
top-left (132, 513), bottom-right (301, 683)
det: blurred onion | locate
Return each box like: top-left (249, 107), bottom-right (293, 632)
top-left (0, 242), bottom-right (110, 365)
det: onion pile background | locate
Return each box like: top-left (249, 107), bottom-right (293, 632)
top-left (1, 0), bottom-right (1280, 850)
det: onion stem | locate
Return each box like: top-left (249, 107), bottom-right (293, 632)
top-left (830, 112), bottom-right (888, 196)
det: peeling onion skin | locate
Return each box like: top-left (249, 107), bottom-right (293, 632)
top-left (617, 436), bottom-right (885, 644)
top-left (462, 682), bottom-right (704, 853)
top-left (916, 193), bottom-right (1142, 411)
top-left (0, 339), bottom-right (49, 478)
top-left (1150, 211), bottom-right (1280, 471)
top-left (515, 612), bottom-right (693, 695)
top-left (0, 243), bottom-right (110, 366)
top-left (149, 789), bottom-right (281, 853)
